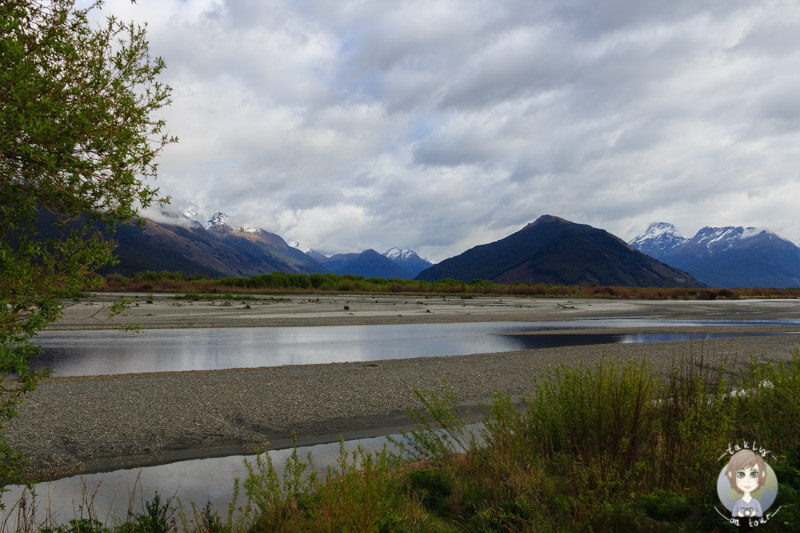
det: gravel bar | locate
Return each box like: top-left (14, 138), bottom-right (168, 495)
top-left (5, 296), bottom-right (800, 481)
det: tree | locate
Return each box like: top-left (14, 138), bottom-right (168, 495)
top-left (0, 0), bottom-right (175, 482)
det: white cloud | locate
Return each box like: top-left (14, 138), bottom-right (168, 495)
top-left (96, 0), bottom-right (800, 261)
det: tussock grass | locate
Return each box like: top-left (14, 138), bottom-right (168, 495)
top-left (4, 348), bottom-right (800, 531)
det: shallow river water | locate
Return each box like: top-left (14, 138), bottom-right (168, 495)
top-left (32, 318), bottom-right (799, 377)
top-left (8, 318), bottom-right (800, 526)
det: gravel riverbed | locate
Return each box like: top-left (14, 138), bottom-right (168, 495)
top-left (5, 295), bottom-right (800, 481)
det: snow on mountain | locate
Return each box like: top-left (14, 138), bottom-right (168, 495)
top-left (690, 226), bottom-right (767, 255)
top-left (629, 222), bottom-right (687, 258)
top-left (239, 226), bottom-right (262, 234)
top-left (383, 247), bottom-right (433, 277)
top-left (630, 222), bottom-right (800, 287)
top-left (384, 247), bottom-right (416, 261)
top-left (201, 212), bottom-right (272, 235)
top-left (138, 203), bottom-right (201, 228)
top-left (206, 212), bottom-right (230, 228)
top-left (631, 223), bottom-right (771, 258)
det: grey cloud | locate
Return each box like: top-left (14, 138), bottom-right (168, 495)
top-left (106, 0), bottom-right (800, 259)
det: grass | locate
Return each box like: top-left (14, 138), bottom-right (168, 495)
top-left (4, 348), bottom-right (800, 531)
top-left (102, 271), bottom-right (800, 300)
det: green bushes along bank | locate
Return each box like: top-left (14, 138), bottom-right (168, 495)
top-left (11, 348), bottom-right (800, 531)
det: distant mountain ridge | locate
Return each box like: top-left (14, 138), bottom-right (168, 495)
top-left (383, 248), bottom-right (433, 277)
top-left (416, 215), bottom-right (704, 287)
top-left (107, 210), bottom-right (327, 277)
top-left (630, 223), bottom-right (800, 288)
top-left (311, 248), bottom-right (432, 279)
top-left (105, 209), bottom-right (433, 280)
top-left (104, 208), bottom-right (799, 288)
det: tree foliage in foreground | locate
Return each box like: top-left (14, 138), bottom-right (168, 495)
top-left (0, 0), bottom-right (174, 482)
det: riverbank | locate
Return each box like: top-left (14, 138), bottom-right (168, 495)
top-left (49, 293), bottom-right (800, 328)
top-left (6, 295), bottom-right (800, 480)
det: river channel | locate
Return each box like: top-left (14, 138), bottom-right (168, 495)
top-left (30, 318), bottom-right (799, 377)
top-left (7, 318), bottom-right (800, 526)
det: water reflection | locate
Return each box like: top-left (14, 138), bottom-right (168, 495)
top-left (10, 318), bottom-right (800, 527)
top-left (0, 434), bottom-right (399, 528)
top-left (32, 320), bottom-right (799, 377)
top-left (505, 331), bottom-right (774, 349)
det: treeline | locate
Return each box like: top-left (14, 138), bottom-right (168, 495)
top-left (100, 270), bottom-right (800, 300)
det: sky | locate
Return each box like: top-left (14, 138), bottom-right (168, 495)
top-left (97, 0), bottom-right (800, 262)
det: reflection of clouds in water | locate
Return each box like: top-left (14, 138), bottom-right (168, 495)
top-left (1, 423), bottom-right (485, 528)
top-left (1, 435), bottom-right (396, 528)
top-left (31, 320), bottom-right (800, 377)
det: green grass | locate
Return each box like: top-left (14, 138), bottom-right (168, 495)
top-left (7, 349), bottom-right (800, 532)
top-left (105, 270), bottom-right (800, 300)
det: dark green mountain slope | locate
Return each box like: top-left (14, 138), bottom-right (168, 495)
top-left (416, 215), bottom-right (704, 287)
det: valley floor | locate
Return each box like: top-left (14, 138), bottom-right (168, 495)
top-left (6, 295), bottom-right (800, 480)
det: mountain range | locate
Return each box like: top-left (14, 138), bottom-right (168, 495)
top-left (311, 248), bottom-right (432, 279)
top-left (107, 210), bottom-right (325, 277)
top-left (105, 209), bottom-right (430, 279)
top-left (101, 209), bottom-right (799, 288)
top-left (416, 215), bottom-right (704, 287)
top-left (629, 223), bottom-right (800, 288)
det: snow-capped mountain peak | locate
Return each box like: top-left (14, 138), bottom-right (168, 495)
top-left (206, 212), bottom-right (229, 228)
top-left (630, 222), bottom-right (682, 242)
top-left (629, 221), bottom-right (800, 287)
top-left (629, 222), bottom-right (686, 257)
top-left (693, 226), bottom-right (766, 253)
top-left (382, 247), bottom-right (432, 277)
top-left (384, 247), bottom-right (416, 261)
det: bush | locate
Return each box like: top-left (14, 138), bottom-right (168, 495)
top-left (405, 469), bottom-right (454, 512)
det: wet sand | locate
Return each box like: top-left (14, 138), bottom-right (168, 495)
top-left (5, 294), bottom-right (800, 481)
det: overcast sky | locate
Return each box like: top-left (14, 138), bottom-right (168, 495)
top-left (100, 0), bottom-right (800, 262)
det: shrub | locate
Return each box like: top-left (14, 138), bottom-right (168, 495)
top-left (404, 469), bottom-right (454, 513)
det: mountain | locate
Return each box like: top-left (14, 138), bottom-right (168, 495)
top-left (630, 223), bottom-right (800, 288)
top-left (384, 248), bottom-right (433, 277)
top-left (416, 215), bottom-right (704, 287)
top-left (314, 249), bottom-right (416, 279)
top-left (628, 222), bottom-right (687, 258)
top-left (306, 249), bottom-right (331, 263)
top-left (106, 210), bottom-right (327, 277)
top-left (205, 211), bottom-right (230, 228)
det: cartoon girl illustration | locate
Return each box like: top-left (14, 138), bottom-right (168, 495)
top-left (726, 449), bottom-right (767, 517)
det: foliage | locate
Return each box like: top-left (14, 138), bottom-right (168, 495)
top-left (404, 468), bottom-right (454, 513)
top-left (5, 349), bottom-right (800, 531)
top-left (37, 493), bottom-right (176, 533)
top-left (389, 384), bottom-right (478, 465)
top-left (101, 270), bottom-right (800, 300)
top-left (224, 439), bottom-right (403, 532)
top-left (0, 0), bottom-right (174, 485)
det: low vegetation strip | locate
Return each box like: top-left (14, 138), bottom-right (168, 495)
top-left (101, 270), bottom-right (800, 300)
top-left (6, 349), bottom-right (800, 532)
